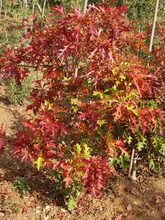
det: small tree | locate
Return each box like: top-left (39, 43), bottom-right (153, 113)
top-left (0, 3), bottom-right (164, 201)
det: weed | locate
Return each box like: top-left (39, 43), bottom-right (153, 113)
top-left (13, 177), bottom-right (30, 195)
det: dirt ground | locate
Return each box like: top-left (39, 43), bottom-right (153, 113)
top-left (0, 84), bottom-right (165, 220)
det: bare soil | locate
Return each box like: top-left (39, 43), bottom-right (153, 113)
top-left (0, 84), bottom-right (165, 220)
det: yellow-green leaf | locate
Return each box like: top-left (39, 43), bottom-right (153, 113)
top-left (35, 156), bottom-right (44, 171)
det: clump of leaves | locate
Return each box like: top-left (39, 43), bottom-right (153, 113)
top-left (0, 2), bottom-right (164, 204)
top-left (13, 177), bottom-right (30, 195)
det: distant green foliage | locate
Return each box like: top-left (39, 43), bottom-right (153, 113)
top-left (4, 75), bottom-right (33, 105)
top-left (0, 24), bottom-right (22, 48)
top-left (89, 0), bottom-right (164, 24)
top-left (124, 0), bottom-right (154, 20)
top-left (1, 0), bottom-right (164, 26)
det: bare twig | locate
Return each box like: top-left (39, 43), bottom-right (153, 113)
top-left (83, 0), bottom-right (88, 14)
top-left (42, 0), bottom-right (47, 18)
top-left (17, 64), bottom-right (53, 68)
top-left (74, 67), bottom-right (78, 78)
top-left (149, 0), bottom-right (160, 52)
top-left (36, 2), bottom-right (42, 15)
top-left (131, 152), bottom-right (138, 181)
top-left (129, 148), bottom-right (135, 177)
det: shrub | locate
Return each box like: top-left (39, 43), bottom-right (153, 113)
top-left (0, 3), bottom-right (164, 201)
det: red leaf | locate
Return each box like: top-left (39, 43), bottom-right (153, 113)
top-left (0, 125), bottom-right (5, 153)
top-left (63, 176), bottom-right (73, 188)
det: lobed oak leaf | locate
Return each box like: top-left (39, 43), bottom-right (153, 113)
top-left (64, 175), bottom-right (73, 188)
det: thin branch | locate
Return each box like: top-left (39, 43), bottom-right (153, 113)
top-left (17, 64), bottom-right (53, 68)
top-left (149, 0), bottom-right (160, 52)
top-left (131, 152), bottom-right (138, 181)
top-left (83, 0), bottom-right (88, 14)
top-left (36, 2), bottom-right (42, 14)
top-left (42, 0), bottom-right (47, 18)
top-left (128, 148), bottom-right (135, 177)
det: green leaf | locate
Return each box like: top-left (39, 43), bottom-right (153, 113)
top-left (93, 91), bottom-right (103, 99)
top-left (127, 136), bottom-right (132, 145)
top-left (124, 104), bottom-right (137, 115)
top-left (119, 74), bottom-right (126, 81)
top-left (66, 196), bottom-right (77, 211)
top-left (97, 119), bottom-right (106, 127)
top-left (13, 177), bottom-right (30, 195)
top-left (71, 98), bottom-right (78, 105)
top-left (112, 81), bottom-right (120, 91)
top-left (83, 79), bottom-right (88, 87)
top-left (125, 91), bottom-right (138, 100)
top-left (162, 157), bottom-right (165, 167)
top-left (83, 143), bottom-right (90, 158)
top-left (159, 144), bottom-right (165, 156)
top-left (76, 143), bottom-right (81, 154)
top-left (137, 141), bottom-right (145, 151)
top-left (116, 155), bottom-right (130, 169)
top-left (146, 100), bottom-right (157, 108)
top-left (149, 158), bottom-right (155, 170)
